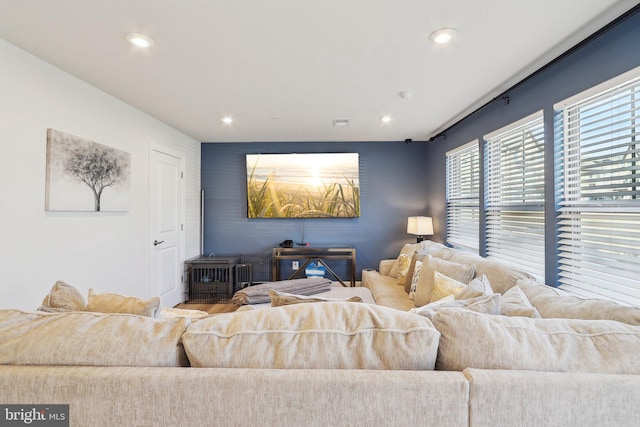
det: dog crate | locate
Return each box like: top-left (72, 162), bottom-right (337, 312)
top-left (185, 255), bottom-right (241, 303)
top-left (235, 263), bottom-right (252, 290)
top-left (240, 253), bottom-right (272, 284)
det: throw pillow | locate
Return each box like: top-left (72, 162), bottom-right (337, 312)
top-left (0, 309), bottom-right (190, 367)
top-left (183, 302), bottom-right (440, 370)
top-left (412, 255), bottom-right (476, 307)
top-left (404, 252), bottom-right (425, 293)
top-left (87, 288), bottom-right (160, 318)
top-left (395, 253), bottom-right (413, 286)
top-left (431, 271), bottom-right (466, 302)
top-left (389, 242), bottom-right (429, 278)
top-left (38, 280), bottom-right (87, 313)
top-left (410, 293), bottom-right (501, 321)
top-left (432, 309), bottom-right (640, 374)
top-left (501, 285), bottom-right (541, 318)
top-left (407, 258), bottom-right (423, 301)
top-left (456, 274), bottom-right (493, 300)
top-left (269, 289), bottom-right (363, 306)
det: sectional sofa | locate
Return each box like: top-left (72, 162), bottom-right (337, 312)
top-left (1, 241), bottom-right (639, 426)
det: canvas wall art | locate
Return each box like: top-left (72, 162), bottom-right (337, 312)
top-left (246, 153), bottom-right (360, 218)
top-left (45, 129), bottom-right (131, 212)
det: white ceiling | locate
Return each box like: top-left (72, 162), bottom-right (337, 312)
top-left (0, 0), bottom-right (636, 143)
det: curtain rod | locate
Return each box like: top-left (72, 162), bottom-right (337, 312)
top-left (428, 3), bottom-right (640, 143)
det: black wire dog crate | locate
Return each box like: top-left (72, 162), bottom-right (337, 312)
top-left (185, 255), bottom-right (250, 303)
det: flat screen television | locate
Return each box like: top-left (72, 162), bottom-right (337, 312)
top-left (246, 153), bottom-right (360, 218)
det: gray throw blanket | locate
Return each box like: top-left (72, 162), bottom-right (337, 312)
top-left (231, 278), bottom-right (332, 306)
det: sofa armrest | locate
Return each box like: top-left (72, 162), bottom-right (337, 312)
top-left (379, 259), bottom-right (396, 276)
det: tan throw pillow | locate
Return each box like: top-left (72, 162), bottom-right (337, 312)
top-left (432, 309), bottom-right (640, 374)
top-left (38, 281), bottom-right (87, 312)
top-left (389, 242), bottom-right (428, 278)
top-left (0, 309), bottom-right (190, 367)
top-left (269, 289), bottom-right (363, 306)
top-left (456, 275), bottom-right (493, 300)
top-left (183, 302), bottom-right (440, 370)
top-left (412, 255), bottom-right (476, 307)
top-left (395, 253), bottom-right (414, 286)
top-left (501, 285), bottom-right (541, 318)
top-left (431, 271), bottom-right (467, 302)
top-left (87, 288), bottom-right (160, 318)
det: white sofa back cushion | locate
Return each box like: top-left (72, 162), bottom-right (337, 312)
top-left (183, 302), bottom-right (440, 370)
top-left (0, 309), bottom-right (190, 367)
top-left (433, 308), bottom-right (640, 374)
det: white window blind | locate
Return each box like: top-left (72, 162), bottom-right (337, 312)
top-left (446, 140), bottom-right (480, 251)
top-left (484, 112), bottom-right (545, 279)
top-left (555, 67), bottom-right (640, 305)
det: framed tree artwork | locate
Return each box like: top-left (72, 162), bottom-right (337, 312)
top-left (45, 129), bottom-right (131, 212)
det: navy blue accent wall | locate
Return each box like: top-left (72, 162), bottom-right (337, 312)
top-left (201, 141), bottom-right (429, 279)
top-left (422, 8), bottom-right (640, 285)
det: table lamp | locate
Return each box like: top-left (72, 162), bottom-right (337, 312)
top-left (407, 216), bottom-right (433, 243)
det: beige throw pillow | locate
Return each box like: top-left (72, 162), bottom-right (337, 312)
top-left (38, 281), bottom-right (87, 313)
top-left (431, 271), bottom-right (466, 302)
top-left (412, 255), bottom-right (476, 307)
top-left (389, 242), bottom-right (429, 278)
top-left (395, 253), bottom-right (413, 286)
top-left (0, 309), bottom-right (190, 367)
top-left (433, 309), bottom-right (640, 374)
top-left (269, 289), bottom-right (363, 306)
top-left (410, 294), bottom-right (502, 321)
top-left (456, 275), bottom-right (493, 300)
top-left (183, 302), bottom-right (440, 370)
top-left (501, 285), bottom-right (541, 318)
top-left (87, 288), bottom-right (160, 318)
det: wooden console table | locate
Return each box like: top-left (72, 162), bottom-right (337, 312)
top-left (272, 247), bottom-right (356, 287)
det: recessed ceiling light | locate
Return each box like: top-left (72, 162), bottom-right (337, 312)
top-left (381, 116), bottom-right (392, 124)
top-left (125, 32), bottom-right (154, 48)
top-left (221, 116), bottom-right (234, 124)
top-left (429, 28), bottom-right (456, 44)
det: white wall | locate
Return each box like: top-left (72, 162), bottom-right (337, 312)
top-left (0, 39), bottom-right (201, 310)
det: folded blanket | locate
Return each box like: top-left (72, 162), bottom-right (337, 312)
top-left (231, 278), bottom-right (331, 306)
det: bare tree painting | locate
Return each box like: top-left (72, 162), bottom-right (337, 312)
top-left (45, 129), bottom-right (130, 211)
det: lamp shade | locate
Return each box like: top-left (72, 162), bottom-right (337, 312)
top-left (407, 216), bottom-right (434, 236)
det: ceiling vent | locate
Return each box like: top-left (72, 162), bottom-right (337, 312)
top-left (333, 119), bottom-right (350, 127)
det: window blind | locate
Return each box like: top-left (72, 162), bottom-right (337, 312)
top-left (556, 68), bottom-right (640, 305)
top-left (484, 113), bottom-right (545, 279)
top-left (446, 140), bottom-right (480, 251)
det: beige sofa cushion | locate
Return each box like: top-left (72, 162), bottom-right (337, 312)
top-left (87, 288), bottom-right (160, 318)
top-left (37, 280), bottom-right (87, 313)
top-left (434, 248), bottom-right (532, 294)
top-left (183, 302), bottom-right (440, 370)
top-left (362, 270), bottom-right (415, 311)
top-left (518, 279), bottom-right (640, 325)
top-left (501, 285), bottom-right (541, 318)
top-left (412, 255), bottom-right (476, 307)
top-left (433, 309), bottom-right (640, 373)
top-left (0, 309), bottom-right (190, 367)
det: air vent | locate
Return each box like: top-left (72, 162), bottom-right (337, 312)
top-left (333, 119), bottom-right (349, 127)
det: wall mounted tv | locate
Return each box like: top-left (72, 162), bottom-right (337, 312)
top-left (246, 153), bottom-right (360, 218)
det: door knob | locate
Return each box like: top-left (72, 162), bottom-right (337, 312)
top-left (153, 240), bottom-right (165, 246)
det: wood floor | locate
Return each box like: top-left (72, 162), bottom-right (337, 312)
top-left (175, 302), bottom-right (238, 314)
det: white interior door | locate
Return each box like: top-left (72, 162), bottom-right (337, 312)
top-left (149, 147), bottom-right (184, 308)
